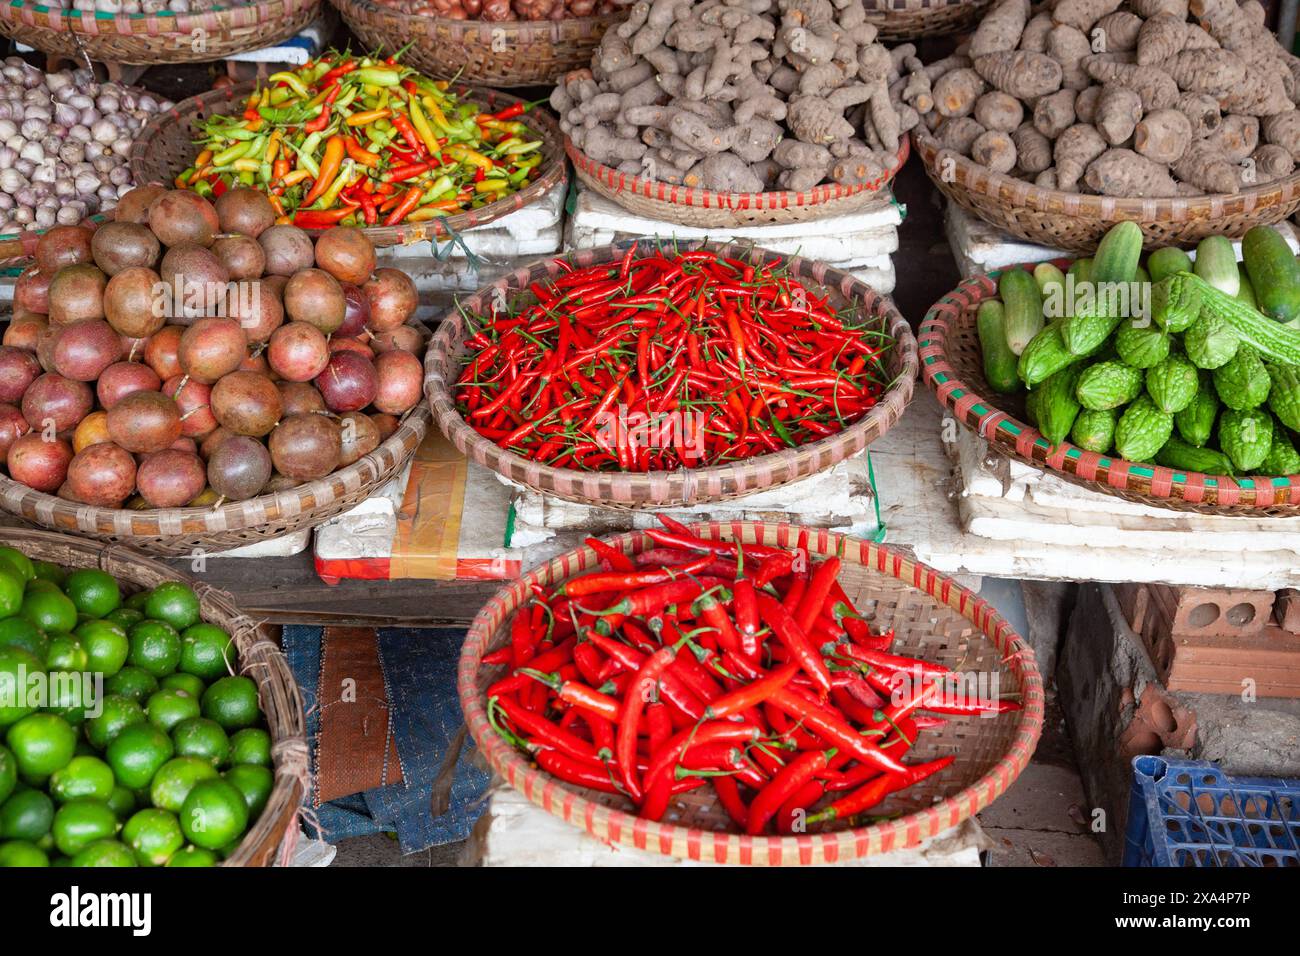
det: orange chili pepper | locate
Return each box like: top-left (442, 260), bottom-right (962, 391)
top-left (281, 168), bottom-right (311, 187)
top-left (345, 108), bottom-right (390, 127)
top-left (344, 136), bottom-right (380, 169)
top-left (302, 134), bottom-right (346, 206)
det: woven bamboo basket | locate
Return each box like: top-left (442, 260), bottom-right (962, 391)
top-left (0, 526), bottom-right (306, 866)
top-left (330, 0), bottom-right (622, 87)
top-left (921, 261), bottom-right (1300, 513)
top-left (0, 0), bottom-right (320, 65)
top-left (460, 521), bottom-right (1044, 864)
top-left (863, 0), bottom-right (992, 39)
top-left (425, 239), bottom-right (917, 508)
top-left (567, 136), bottom-right (909, 228)
top-left (914, 130), bottom-right (1300, 253)
top-left (0, 402), bottom-right (430, 556)
top-left (130, 82), bottom-right (567, 246)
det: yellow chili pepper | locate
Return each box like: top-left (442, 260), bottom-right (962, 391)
top-left (345, 108), bottom-right (391, 127)
top-left (420, 95), bottom-right (458, 136)
top-left (194, 149), bottom-right (213, 168)
top-left (265, 131), bottom-right (281, 163)
top-left (475, 179), bottom-right (509, 193)
top-left (230, 158), bottom-right (261, 173)
top-left (406, 98), bottom-right (440, 154)
top-left (444, 144), bottom-right (494, 170)
top-left (282, 168), bottom-right (311, 187)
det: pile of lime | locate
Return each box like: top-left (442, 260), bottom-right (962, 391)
top-left (0, 546), bottom-right (273, 867)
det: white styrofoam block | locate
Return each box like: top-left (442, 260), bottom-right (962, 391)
top-left (466, 785), bottom-right (987, 867)
top-left (378, 185), bottom-right (564, 262)
top-left (216, 527), bottom-right (311, 558)
top-left (946, 201), bottom-right (1300, 277)
top-left (312, 464), bottom-right (410, 561)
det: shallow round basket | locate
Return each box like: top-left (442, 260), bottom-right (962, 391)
top-left (568, 136), bottom-right (909, 228)
top-left (0, 526), bottom-right (306, 866)
top-left (130, 82), bottom-right (567, 246)
top-left (0, 0), bottom-right (320, 65)
top-left (425, 239), bottom-right (916, 508)
top-left (914, 130), bottom-right (1300, 253)
top-left (459, 521), bottom-right (1044, 864)
top-left (331, 0), bottom-right (622, 87)
top-left (0, 403), bottom-right (430, 556)
top-left (863, 0), bottom-right (992, 39)
top-left (921, 262), bottom-right (1300, 513)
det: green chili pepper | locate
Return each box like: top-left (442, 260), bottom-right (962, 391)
top-left (212, 139), bottom-right (254, 166)
top-left (352, 67), bottom-right (404, 87)
top-left (267, 71), bottom-right (311, 99)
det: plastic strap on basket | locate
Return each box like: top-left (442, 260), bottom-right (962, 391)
top-left (867, 450), bottom-right (886, 543)
top-left (430, 220), bottom-right (482, 271)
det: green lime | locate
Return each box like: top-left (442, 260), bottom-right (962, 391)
top-left (165, 844), bottom-right (217, 867)
top-left (179, 624), bottom-right (233, 681)
top-left (0, 745), bottom-right (13, 803)
top-left (145, 583), bottom-right (200, 631)
top-left (20, 586), bottom-right (76, 634)
top-left (30, 560), bottom-right (64, 586)
top-left (0, 548), bottom-right (34, 583)
top-left (0, 618), bottom-right (48, 661)
top-left (0, 788), bottom-right (53, 840)
top-left (70, 839), bottom-right (135, 867)
top-left (201, 676), bottom-right (260, 731)
top-left (0, 839), bottom-right (48, 866)
top-left (122, 808), bottom-right (183, 866)
top-left (128, 620), bottom-right (181, 677)
top-left (43, 634), bottom-right (87, 672)
top-left (0, 567), bottom-right (23, 618)
top-left (172, 718), bottom-right (229, 768)
top-left (106, 785), bottom-right (135, 820)
top-left (224, 764), bottom-right (272, 819)
top-left (42, 670), bottom-right (94, 725)
top-left (49, 756), bottom-right (114, 803)
top-left (160, 673), bottom-right (205, 699)
top-left (52, 798), bottom-right (118, 856)
top-left (104, 666), bottom-right (157, 703)
top-left (149, 756), bottom-right (217, 814)
top-left (124, 591), bottom-right (149, 612)
top-left (83, 695), bottom-right (146, 751)
top-left (145, 689), bottom-right (200, 732)
top-left (105, 723), bottom-right (173, 791)
top-left (64, 570), bottom-right (120, 619)
top-left (179, 777), bottom-right (247, 850)
top-left (74, 619), bottom-right (129, 678)
top-left (104, 608), bottom-right (143, 630)
top-left (0, 645), bottom-right (41, 727)
top-left (6, 713), bottom-right (76, 782)
top-left (228, 728), bottom-right (272, 768)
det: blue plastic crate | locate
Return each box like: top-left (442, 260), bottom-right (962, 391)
top-left (1124, 756), bottom-right (1300, 867)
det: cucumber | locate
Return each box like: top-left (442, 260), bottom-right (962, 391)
top-left (1147, 247), bottom-right (1194, 283)
top-left (1033, 262), bottom-right (1066, 299)
top-left (976, 300), bottom-right (1021, 394)
top-left (1237, 273), bottom-right (1258, 309)
top-left (1091, 221), bottom-right (1143, 285)
top-left (1194, 235), bottom-right (1240, 296)
top-left (1242, 224), bottom-right (1300, 323)
top-left (999, 267), bottom-right (1044, 356)
top-left (1068, 257), bottom-right (1093, 286)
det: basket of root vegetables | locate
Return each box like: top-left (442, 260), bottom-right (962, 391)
top-left (554, 0), bottom-right (931, 227)
top-left (330, 0), bottom-right (625, 88)
top-left (130, 53), bottom-right (566, 245)
top-left (0, 0), bottom-right (321, 65)
top-left (914, 0), bottom-right (1300, 252)
top-left (425, 239), bottom-right (916, 508)
top-left (460, 518), bottom-right (1044, 862)
top-left (862, 0), bottom-right (994, 40)
top-left (0, 185), bottom-right (431, 556)
top-left (921, 219), bottom-right (1300, 513)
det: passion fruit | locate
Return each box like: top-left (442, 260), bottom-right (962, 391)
top-left (210, 371), bottom-right (282, 437)
top-left (51, 320), bottom-right (123, 382)
top-left (268, 413), bottom-right (342, 482)
top-left (145, 326), bottom-right (185, 380)
top-left (136, 449), bottom-right (207, 509)
top-left (207, 435), bottom-right (272, 501)
top-left (362, 268), bottom-right (418, 332)
top-left (114, 184), bottom-right (168, 224)
top-left (6, 432), bottom-right (73, 492)
top-left (163, 375), bottom-right (217, 439)
top-left (258, 225), bottom-right (314, 277)
top-left (338, 411), bottom-right (380, 466)
top-left (178, 318), bottom-right (247, 384)
top-left (371, 349), bottom-right (423, 414)
top-left (21, 373), bottom-right (93, 434)
top-left (91, 221), bottom-right (161, 276)
top-left (35, 225), bottom-right (95, 275)
top-left (212, 235), bottom-right (266, 281)
top-left (267, 322), bottom-right (329, 383)
top-left (105, 391), bottom-right (182, 454)
top-left (315, 350), bottom-right (378, 413)
top-left (0, 346), bottom-right (41, 403)
top-left (214, 187), bottom-right (277, 239)
top-left (104, 267), bottom-right (167, 339)
top-left (65, 441), bottom-right (136, 507)
top-left (148, 190), bottom-right (219, 248)
top-left (283, 268), bottom-right (345, 334)
top-left (314, 227), bottom-right (376, 285)
top-left (96, 361), bottom-right (162, 410)
top-left (48, 264), bottom-right (107, 325)
top-left (0, 403), bottom-right (30, 459)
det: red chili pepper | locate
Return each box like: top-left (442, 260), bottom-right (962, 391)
top-left (746, 748), bottom-right (834, 835)
top-left (755, 592), bottom-right (832, 697)
top-left (382, 185), bottom-right (422, 227)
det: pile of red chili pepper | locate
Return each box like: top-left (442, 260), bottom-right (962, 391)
top-left (454, 247), bottom-right (894, 470)
top-left (177, 49), bottom-right (544, 228)
top-left (482, 517), bottom-right (1022, 834)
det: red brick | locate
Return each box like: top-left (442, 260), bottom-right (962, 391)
top-left (1145, 584), bottom-right (1273, 640)
top-left (1274, 588), bottom-right (1300, 634)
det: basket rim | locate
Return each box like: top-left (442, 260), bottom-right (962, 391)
top-left (458, 521), bottom-right (1045, 864)
top-left (329, 0), bottom-right (622, 34)
top-left (423, 238), bottom-right (918, 507)
top-left (0, 0), bottom-right (316, 31)
top-left (0, 402), bottom-right (431, 538)
top-left (913, 129), bottom-right (1300, 220)
top-left (0, 526), bottom-right (306, 866)
top-left (567, 136), bottom-right (909, 212)
top-left (129, 80), bottom-right (566, 244)
top-left (919, 261), bottom-right (1300, 510)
